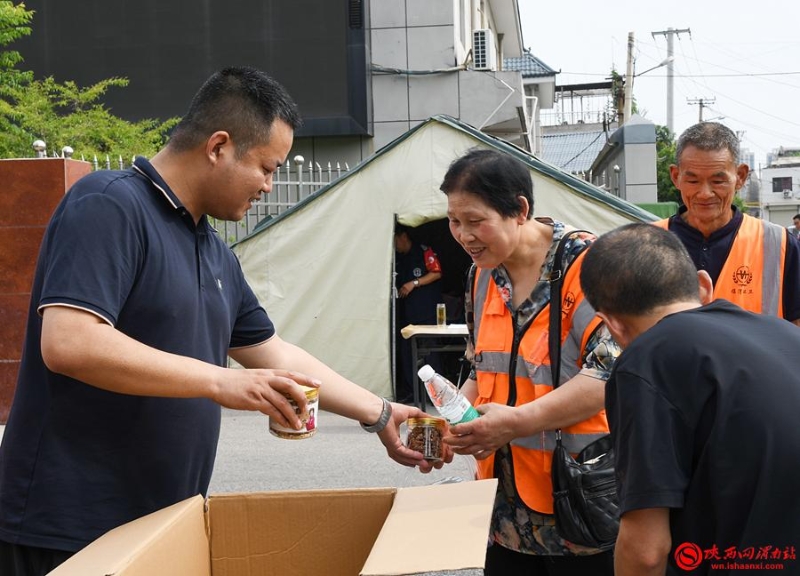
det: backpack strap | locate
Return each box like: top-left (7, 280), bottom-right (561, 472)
top-left (548, 229), bottom-right (592, 390)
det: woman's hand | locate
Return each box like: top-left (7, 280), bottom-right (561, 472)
top-left (443, 403), bottom-right (521, 459)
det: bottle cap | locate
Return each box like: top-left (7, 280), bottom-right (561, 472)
top-left (417, 364), bottom-right (435, 382)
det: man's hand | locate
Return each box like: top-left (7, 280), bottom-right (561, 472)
top-left (398, 281), bottom-right (416, 298)
top-left (211, 368), bottom-right (321, 430)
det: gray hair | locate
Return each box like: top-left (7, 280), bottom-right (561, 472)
top-left (675, 122), bottom-right (741, 166)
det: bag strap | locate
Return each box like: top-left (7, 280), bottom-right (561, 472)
top-left (549, 229), bottom-right (589, 444)
top-left (548, 229), bottom-right (590, 391)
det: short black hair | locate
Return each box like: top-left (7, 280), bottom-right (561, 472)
top-left (439, 149), bottom-right (533, 219)
top-left (168, 67), bottom-right (302, 155)
top-left (580, 223), bottom-right (700, 316)
top-left (793, 214), bottom-right (800, 221)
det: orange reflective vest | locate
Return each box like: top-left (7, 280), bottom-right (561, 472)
top-left (655, 214), bottom-right (786, 316)
top-left (471, 249), bottom-right (610, 514)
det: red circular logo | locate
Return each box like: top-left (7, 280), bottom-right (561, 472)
top-left (674, 542), bottom-right (703, 571)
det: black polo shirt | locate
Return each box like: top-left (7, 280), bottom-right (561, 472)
top-left (665, 206), bottom-right (800, 322)
top-left (0, 157), bottom-right (274, 552)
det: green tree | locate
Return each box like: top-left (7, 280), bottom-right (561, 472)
top-left (0, 76), bottom-right (178, 160)
top-left (655, 124), bottom-right (680, 203)
top-left (609, 68), bottom-right (639, 125)
top-left (0, 1), bottom-right (177, 161)
top-left (0, 0), bottom-right (32, 87)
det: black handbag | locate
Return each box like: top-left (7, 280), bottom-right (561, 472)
top-left (548, 230), bottom-right (619, 550)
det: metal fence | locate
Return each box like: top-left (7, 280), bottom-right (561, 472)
top-left (211, 156), bottom-right (350, 245)
top-left (82, 152), bottom-right (349, 246)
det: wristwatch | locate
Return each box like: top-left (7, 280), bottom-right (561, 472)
top-left (412, 279), bottom-right (419, 287)
top-left (360, 397), bottom-right (393, 433)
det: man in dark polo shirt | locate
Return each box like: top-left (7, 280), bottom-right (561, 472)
top-left (655, 121), bottom-right (800, 325)
top-left (0, 67), bottom-right (443, 576)
top-left (581, 224), bottom-right (800, 575)
top-left (393, 224), bottom-right (443, 403)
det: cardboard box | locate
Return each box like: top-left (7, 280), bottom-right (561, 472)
top-left (49, 479), bottom-right (497, 576)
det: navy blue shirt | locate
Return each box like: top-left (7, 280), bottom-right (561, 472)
top-left (0, 157), bottom-right (274, 551)
top-left (666, 206), bottom-right (800, 322)
top-left (395, 242), bottom-right (442, 325)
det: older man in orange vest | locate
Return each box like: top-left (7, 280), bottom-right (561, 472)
top-left (655, 122), bottom-right (800, 325)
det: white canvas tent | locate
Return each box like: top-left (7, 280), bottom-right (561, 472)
top-left (233, 115), bottom-right (657, 398)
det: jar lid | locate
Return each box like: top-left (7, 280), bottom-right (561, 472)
top-left (296, 385), bottom-right (319, 400)
top-left (407, 417), bottom-right (446, 429)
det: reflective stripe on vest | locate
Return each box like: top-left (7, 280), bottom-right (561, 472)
top-left (473, 279), bottom-right (603, 386)
top-left (655, 215), bottom-right (786, 316)
top-left (470, 253), bottom-right (609, 514)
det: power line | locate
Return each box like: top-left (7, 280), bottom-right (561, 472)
top-left (555, 70), bottom-right (800, 78)
top-left (621, 71), bottom-right (800, 78)
top-left (559, 131), bottom-right (605, 171)
top-left (687, 97), bottom-right (716, 122)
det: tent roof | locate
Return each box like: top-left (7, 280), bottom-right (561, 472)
top-left (231, 115), bottom-right (657, 399)
top-left (236, 115), bottom-right (656, 247)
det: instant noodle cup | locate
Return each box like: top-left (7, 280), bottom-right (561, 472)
top-left (269, 385), bottom-right (319, 440)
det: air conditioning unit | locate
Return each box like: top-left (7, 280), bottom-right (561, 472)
top-left (473, 29), bottom-right (497, 71)
top-left (783, 189), bottom-right (792, 199)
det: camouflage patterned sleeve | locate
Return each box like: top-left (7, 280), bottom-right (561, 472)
top-left (464, 264), bottom-right (478, 381)
top-left (579, 325), bottom-right (621, 381)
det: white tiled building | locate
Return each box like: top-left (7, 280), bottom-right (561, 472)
top-left (292, 0), bottom-right (533, 169)
top-left (760, 148), bottom-right (800, 228)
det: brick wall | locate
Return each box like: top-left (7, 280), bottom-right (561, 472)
top-left (0, 159), bottom-right (91, 423)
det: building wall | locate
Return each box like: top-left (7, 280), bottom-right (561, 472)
top-left (370, 0), bottom-right (457, 150)
top-left (0, 159), bottom-right (92, 423)
top-left (622, 142), bottom-right (658, 204)
top-left (247, 0), bottom-right (527, 172)
top-left (367, 0), bottom-right (525, 152)
top-left (589, 117), bottom-right (657, 204)
top-left (252, 0), bottom-right (526, 172)
top-left (760, 164), bottom-right (800, 225)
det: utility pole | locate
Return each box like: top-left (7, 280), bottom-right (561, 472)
top-left (623, 32), bottom-right (635, 124)
top-left (652, 27), bottom-right (691, 135)
top-left (687, 97), bottom-right (716, 122)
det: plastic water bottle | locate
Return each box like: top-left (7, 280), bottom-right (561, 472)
top-left (417, 364), bottom-right (480, 425)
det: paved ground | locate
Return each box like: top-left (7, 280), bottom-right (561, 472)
top-left (209, 407), bottom-right (476, 493)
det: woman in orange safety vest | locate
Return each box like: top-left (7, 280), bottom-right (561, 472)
top-left (439, 149), bottom-right (620, 575)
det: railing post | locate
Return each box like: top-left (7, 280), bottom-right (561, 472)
top-left (293, 155), bottom-right (305, 210)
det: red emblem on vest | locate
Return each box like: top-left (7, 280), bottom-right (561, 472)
top-left (732, 265), bottom-right (753, 286)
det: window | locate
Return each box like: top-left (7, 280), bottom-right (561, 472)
top-left (772, 176), bottom-right (793, 193)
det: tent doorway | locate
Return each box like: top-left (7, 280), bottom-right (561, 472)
top-left (391, 218), bottom-right (472, 401)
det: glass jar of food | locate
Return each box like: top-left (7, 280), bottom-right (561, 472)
top-left (405, 417), bottom-right (446, 461)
